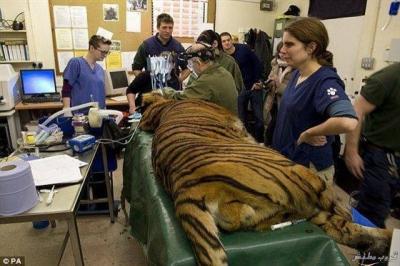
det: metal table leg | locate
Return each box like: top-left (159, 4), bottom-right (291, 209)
top-left (67, 216), bottom-right (84, 266)
top-left (101, 143), bottom-right (115, 223)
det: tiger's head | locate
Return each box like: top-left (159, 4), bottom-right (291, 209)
top-left (138, 92), bottom-right (174, 131)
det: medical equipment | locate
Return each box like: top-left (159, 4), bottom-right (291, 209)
top-left (87, 108), bottom-right (123, 128)
top-left (0, 64), bottom-right (21, 111)
top-left (67, 134), bottom-right (96, 153)
top-left (147, 54), bottom-right (175, 89)
top-left (46, 185), bottom-right (56, 205)
top-left (35, 124), bottom-right (59, 145)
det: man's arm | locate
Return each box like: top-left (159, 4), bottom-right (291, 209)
top-left (132, 44), bottom-right (147, 72)
top-left (344, 95), bottom-right (376, 178)
top-left (127, 93), bottom-right (136, 114)
top-left (62, 97), bottom-right (71, 109)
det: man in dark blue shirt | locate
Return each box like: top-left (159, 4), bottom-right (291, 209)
top-left (221, 32), bottom-right (264, 142)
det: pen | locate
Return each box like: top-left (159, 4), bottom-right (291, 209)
top-left (271, 219), bottom-right (307, 230)
top-left (46, 185), bottom-right (55, 206)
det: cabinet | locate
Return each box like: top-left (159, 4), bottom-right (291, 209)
top-left (0, 30), bottom-right (32, 64)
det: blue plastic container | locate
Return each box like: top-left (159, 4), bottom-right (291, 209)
top-left (32, 220), bottom-right (49, 229)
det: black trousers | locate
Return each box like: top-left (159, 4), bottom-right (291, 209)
top-left (356, 143), bottom-right (400, 228)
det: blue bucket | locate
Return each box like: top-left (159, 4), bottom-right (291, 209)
top-left (38, 116), bottom-right (74, 138)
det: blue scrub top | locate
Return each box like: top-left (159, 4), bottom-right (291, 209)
top-left (63, 57), bottom-right (106, 112)
top-left (272, 66), bottom-right (349, 170)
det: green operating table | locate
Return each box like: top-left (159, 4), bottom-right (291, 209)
top-left (123, 129), bottom-right (350, 266)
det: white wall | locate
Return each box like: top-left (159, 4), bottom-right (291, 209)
top-left (215, 0), bottom-right (307, 38)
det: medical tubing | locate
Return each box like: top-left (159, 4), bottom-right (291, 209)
top-left (41, 102), bottom-right (98, 127)
top-left (96, 117), bottom-right (141, 145)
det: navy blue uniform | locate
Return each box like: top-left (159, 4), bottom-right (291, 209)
top-left (272, 66), bottom-right (350, 170)
top-left (231, 43), bottom-right (264, 142)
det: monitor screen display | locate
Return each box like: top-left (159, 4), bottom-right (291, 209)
top-left (110, 71), bottom-right (129, 90)
top-left (20, 69), bottom-right (57, 95)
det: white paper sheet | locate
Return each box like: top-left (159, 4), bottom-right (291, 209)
top-left (72, 28), bottom-right (89, 49)
top-left (57, 51), bottom-right (74, 73)
top-left (29, 155), bottom-right (85, 186)
top-left (96, 27), bottom-right (113, 40)
top-left (126, 11), bottom-right (141, 32)
top-left (55, 28), bottom-right (73, 50)
top-left (121, 51), bottom-right (137, 70)
top-left (70, 6), bottom-right (88, 28)
top-left (53, 6), bottom-right (71, 28)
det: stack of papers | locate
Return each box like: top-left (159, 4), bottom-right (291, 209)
top-left (28, 155), bottom-right (88, 186)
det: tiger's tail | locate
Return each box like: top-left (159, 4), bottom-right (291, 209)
top-left (310, 210), bottom-right (392, 255)
top-left (175, 199), bottom-right (227, 266)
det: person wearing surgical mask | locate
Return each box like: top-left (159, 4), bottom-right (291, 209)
top-left (128, 42), bottom-right (238, 115)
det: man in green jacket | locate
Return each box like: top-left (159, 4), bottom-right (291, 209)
top-left (186, 30), bottom-right (244, 94)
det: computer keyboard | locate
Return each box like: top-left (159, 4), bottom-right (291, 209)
top-left (110, 95), bottom-right (127, 102)
top-left (23, 96), bottom-right (61, 103)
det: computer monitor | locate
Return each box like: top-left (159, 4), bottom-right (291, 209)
top-left (104, 68), bottom-right (129, 96)
top-left (20, 69), bottom-right (57, 95)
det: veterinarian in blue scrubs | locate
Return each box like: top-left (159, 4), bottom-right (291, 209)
top-left (62, 35), bottom-right (111, 112)
top-left (272, 17), bottom-right (358, 186)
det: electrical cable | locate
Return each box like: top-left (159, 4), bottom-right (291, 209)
top-left (95, 118), bottom-right (142, 146)
top-left (13, 12), bottom-right (24, 22)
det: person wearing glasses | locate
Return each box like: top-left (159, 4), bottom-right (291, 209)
top-left (62, 35), bottom-right (115, 213)
top-left (62, 35), bottom-right (112, 112)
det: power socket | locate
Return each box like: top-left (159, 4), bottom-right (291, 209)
top-left (361, 57), bottom-right (374, 70)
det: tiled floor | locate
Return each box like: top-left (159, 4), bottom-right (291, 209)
top-left (0, 158), bottom-right (398, 265)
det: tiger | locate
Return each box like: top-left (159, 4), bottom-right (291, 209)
top-left (138, 92), bottom-right (392, 266)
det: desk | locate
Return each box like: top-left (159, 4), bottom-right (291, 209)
top-left (15, 98), bottom-right (128, 110)
top-left (0, 146), bottom-right (98, 266)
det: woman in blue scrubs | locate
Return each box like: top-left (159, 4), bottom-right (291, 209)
top-left (272, 18), bottom-right (358, 186)
top-left (62, 35), bottom-right (112, 112)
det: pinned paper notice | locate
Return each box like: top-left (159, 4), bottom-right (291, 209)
top-left (53, 6), bottom-right (71, 28)
top-left (96, 27), bottom-right (113, 40)
top-left (126, 11), bottom-right (141, 32)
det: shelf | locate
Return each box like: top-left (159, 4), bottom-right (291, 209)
top-left (0, 61), bottom-right (33, 64)
top-left (0, 29), bottom-right (26, 33)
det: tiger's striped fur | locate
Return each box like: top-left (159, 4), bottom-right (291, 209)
top-left (139, 93), bottom-right (392, 266)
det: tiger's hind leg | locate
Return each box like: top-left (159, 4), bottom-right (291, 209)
top-left (310, 211), bottom-right (392, 256)
top-left (175, 199), bottom-right (227, 266)
top-left (216, 196), bottom-right (295, 232)
top-left (215, 199), bottom-right (256, 231)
